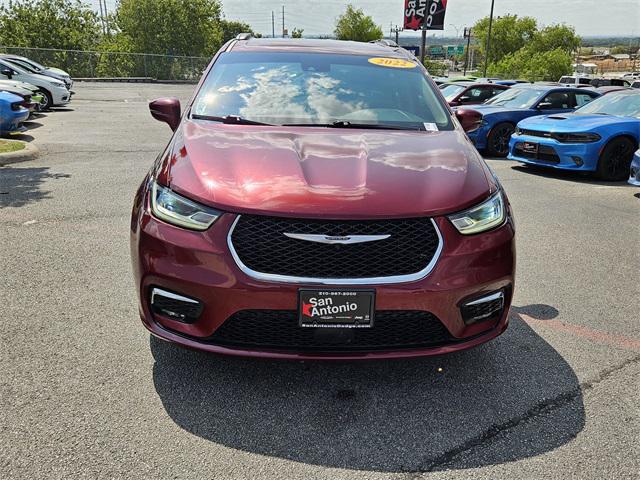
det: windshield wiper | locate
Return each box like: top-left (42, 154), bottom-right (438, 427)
top-left (283, 120), bottom-right (424, 131)
top-left (191, 114), bottom-right (273, 126)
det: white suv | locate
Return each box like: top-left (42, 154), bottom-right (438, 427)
top-left (0, 54), bottom-right (73, 89)
top-left (0, 59), bottom-right (70, 109)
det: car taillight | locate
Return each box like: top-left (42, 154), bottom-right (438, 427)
top-left (455, 108), bottom-right (483, 133)
top-left (11, 102), bottom-right (23, 111)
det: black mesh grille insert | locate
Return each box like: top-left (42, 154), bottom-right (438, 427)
top-left (204, 310), bottom-right (455, 352)
top-left (230, 215), bottom-right (440, 279)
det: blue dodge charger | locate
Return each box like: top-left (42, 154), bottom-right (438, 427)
top-left (0, 90), bottom-right (29, 135)
top-left (463, 85), bottom-right (600, 157)
top-left (509, 90), bottom-right (640, 181)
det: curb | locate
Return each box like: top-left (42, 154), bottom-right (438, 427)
top-left (0, 140), bottom-right (40, 166)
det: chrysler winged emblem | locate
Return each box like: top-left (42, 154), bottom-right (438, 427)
top-left (283, 233), bottom-right (391, 244)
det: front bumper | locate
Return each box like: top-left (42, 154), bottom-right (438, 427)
top-left (131, 182), bottom-right (516, 360)
top-left (508, 134), bottom-right (602, 171)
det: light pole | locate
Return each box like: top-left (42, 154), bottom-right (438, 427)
top-left (449, 24), bottom-right (462, 38)
top-left (483, 0), bottom-right (496, 77)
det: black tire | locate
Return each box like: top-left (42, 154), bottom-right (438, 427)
top-left (37, 89), bottom-right (53, 111)
top-left (596, 137), bottom-right (635, 181)
top-left (486, 122), bottom-right (515, 157)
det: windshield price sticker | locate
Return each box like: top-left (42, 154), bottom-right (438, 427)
top-left (368, 57), bottom-right (417, 69)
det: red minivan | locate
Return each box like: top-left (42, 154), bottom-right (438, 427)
top-left (130, 37), bottom-right (516, 360)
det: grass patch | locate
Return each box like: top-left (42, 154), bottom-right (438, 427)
top-left (0, 140), bottom-right (25, 154)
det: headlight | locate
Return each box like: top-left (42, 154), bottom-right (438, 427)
top-left (552, 132), bottom-right (601, 143)
top-left (49, 80), bottom-right (65, 88)
top-left (150, 181), bottom-right (221, 230)
top-left (448, 191), bottom-right (506, 235)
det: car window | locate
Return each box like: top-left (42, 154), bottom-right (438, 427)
top-left (0, 59), bottom-right (26, 75)
top-left (6, 58), bottom-right (38, 74)
top-left (576, 91), bottom-right (640, 118)
top-left (439, 83), bottom-right (466, 101)
top-left (540, 92), bottom-right (572, 109)
top-left (574, 92), bottom-right (596, 107)
top-left (485, 88), bottom-right (545, 108)
top-left (193, 52), bottom-right (453, 129)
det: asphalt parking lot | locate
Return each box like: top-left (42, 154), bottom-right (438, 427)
top-left (1, 82), bottom-right (639, 479)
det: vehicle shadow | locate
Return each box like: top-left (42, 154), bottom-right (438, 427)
top-left (0, 166), bottom-right (71, 208)
top-left (23, 121), bottom-right (43, 131)
top-left (151, 305), bottom-right (584, 472)
top-left (511, 164), bottom-right (633, 187)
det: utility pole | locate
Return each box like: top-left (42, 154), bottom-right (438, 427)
top-left (272, 11), bottom-right (275, 38)
top-left (420, 25), bottom-right (427, 64)
top-left (391, 25), bottom-right (402, 45)
top-left (98, 0), bottom-right (106, 35)
top-left (102, 0), bottom-right (110, 36)
top-left (282, 5), bottom-right (285, 38)
top-left (483, 0), bottom-right (495, 77)
top-left (463, 27), bottom-right (472, 75)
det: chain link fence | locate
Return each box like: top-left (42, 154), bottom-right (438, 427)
top-left (0, 46), bottom-right (211, 81)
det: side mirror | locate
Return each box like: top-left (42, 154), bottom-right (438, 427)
top-left (1, 68), bottom-right (13, 79)
top-left (149, 97), bottom-right (181, 131)
top-left (537, 102), bottom-right (554, 110)
top-left (455, 108), bottom-right (483, 133)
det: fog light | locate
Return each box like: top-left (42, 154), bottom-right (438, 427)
top-left (572, 156), bottom-right (584, 166)
top-left (150, 288), bottom-right (203, 323)
top-left (460, 291), bottom-right (504, 325)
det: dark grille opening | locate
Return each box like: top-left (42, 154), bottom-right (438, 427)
top-left (151, 289), bottom-right (203, 324)
top-left (230, 215), bottom-right (440, 279)
top-left (519, 129), bottom-right (551, 139)
top-left (203, 310), bottom-right (455, 352)
top-left (514, 142), bottom-right (560, 163)
top-left (461, 294), bottom-right (504, 325)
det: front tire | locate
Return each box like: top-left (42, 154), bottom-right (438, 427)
top-left (596, 138), bottom-right (635, 181)
top-left (37, 89), bottom-right (53, 111)
top-left (486, 122), bottom-right (515, 157)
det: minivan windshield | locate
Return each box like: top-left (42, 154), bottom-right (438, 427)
top-left (484, 88), bottom-right (545, 108)
top-left (192, 52), bottom-right (452, 130)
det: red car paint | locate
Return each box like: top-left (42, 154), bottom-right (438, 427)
top-left (131, 39), bottom-right (516, 359)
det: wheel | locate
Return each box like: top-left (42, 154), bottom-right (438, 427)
top-left (36, 89), bottom-right (53, 111)
top-left (486, 122), bottom-right (515, 157)
top-left (596, 137), bottom-right (635, 181)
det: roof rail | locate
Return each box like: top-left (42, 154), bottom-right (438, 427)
top-left (235, 33), bottom-right (252, 41)
top-left (369, 39), bottom-right (399, 48)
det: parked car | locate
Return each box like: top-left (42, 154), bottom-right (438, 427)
top-left (131, 37), bottom-right (516, 360)
top-left (631, 80), bottom-right (640, 89)
top-left (0, 59), bottom-right (70, 109)
top-left (590, 78), bottom-right (632, 88)
top-left (0, 91), bottom-right (29, 134)
top-left (0, 79), bottom-right (45, 111)
top-left (458, 85), bottom-right (601, 156)
top-left (0, 54), bottom-right (73, 89)
top-left (623, 72), bottom-right (640, 79)
top-left (0, 84), bottom-right (38, 113)
top-left (629, 148), bottom-right (640, 185)
top-left (508, 90), bottom-right (640, 180)
top-left (440, 82), bottom-right (509, 107)
top-left (558, 75), bottom-right (593, 86)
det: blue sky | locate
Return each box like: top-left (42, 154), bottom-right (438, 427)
top-left (37, 0), bottom-right (640, 37)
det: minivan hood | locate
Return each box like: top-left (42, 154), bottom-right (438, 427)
top-left (160, 121), bottom-right (493, 218)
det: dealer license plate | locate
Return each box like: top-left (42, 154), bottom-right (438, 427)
top-left (298, 290), bottom-right (375, 328)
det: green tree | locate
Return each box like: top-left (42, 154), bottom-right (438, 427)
top-left (114, 0), bottom-right (224, 57)
top-left (291, 28), bottom-right (304, 39)
top-left (488, 48), bottom-right (573, 81)
top-left (334, 5), bottom-right (383, 42)
top-left (528, 24), bottom-right (581, 55)
top-left (219, 20), bottom-right (254, 43)
top-left (472, 14), bottom-right (537, 65)
top-left (0, 0), bottom-right (101, 50)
